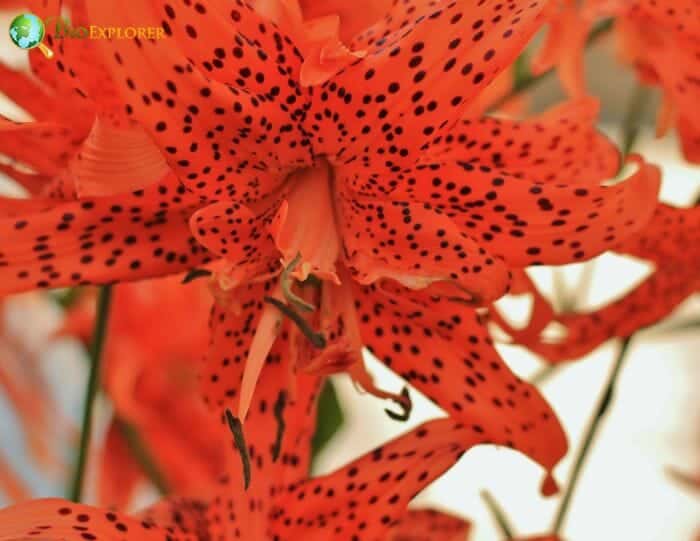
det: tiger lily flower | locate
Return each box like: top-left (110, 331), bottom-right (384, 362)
top-left (0, 0), bottom-right (664, 492)
top-left (535, 0), bottom-right (700, 163)
top-left (59, 276), bottom-right (227, 509)
top-left (491, 202), bottom-right (699, 362)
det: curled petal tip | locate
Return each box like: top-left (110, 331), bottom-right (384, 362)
top-left (541, 472), bottom-right (560, 497)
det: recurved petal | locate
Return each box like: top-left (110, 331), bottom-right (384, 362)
top-left (616, 204), bottom-right (700, 264)
top-left (314, 0), bottom-right (549, 163)
top-left (339, 192), bottom-right (511, 304)
top-left (498, 204), bottom-right (700, 362)
top-left (518, 268), bottom-right (699, 363)
top-left (0, 498), bottom-right (204, 541)
top-left (489, 269), bottom-right (556, 344)
top-left (0, 175), bottom-right (212, 295)
top-left (86, 0), bottom-right (312, 200)
top-left (356, 283), bottom-right (567, 488)
top-left (272, 419), bottom-right (529, 540)
top-left (358, 156), bottom-right (660, 267)
top-left (444, 98), bottom-right (621, 184)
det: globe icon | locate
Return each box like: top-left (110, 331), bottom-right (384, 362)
top-left (8, 13), bottom-right (53, 58)
top-left (9, 13), bottom-right (46, 50)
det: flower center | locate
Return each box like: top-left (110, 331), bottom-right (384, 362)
top-left (271, 157), bottom-right (342, 285)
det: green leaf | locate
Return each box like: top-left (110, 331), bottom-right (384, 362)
top-left (311, 379), bottom-right (344, 464)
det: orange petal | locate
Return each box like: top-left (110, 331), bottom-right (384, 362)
top-left (272, 418), bottom-right (543, 539)
top-left (448, 98), bottom-right (621, 185)
top-left (366, 155), bottom-right (660, 267)
top-left (86, 0), bottom-right (312, 199)
top-left (387, 508), bottom-right (471, 541)
top-left (338, 188), bottom-right (510, 304)
top-left (0, 175), bottom-right (212, 295)
top-left (356, 282), bottom-right (567, 489)
top-left (0, 498), bottom-right (203, 541)
top-left (509, 204), bottom-right (700, 362)
top-left (314, 0), bottom-right (549, 161)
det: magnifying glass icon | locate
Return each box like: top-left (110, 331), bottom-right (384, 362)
top-left (9, 13), bottom-right (54, 59)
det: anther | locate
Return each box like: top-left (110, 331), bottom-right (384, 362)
top-left (271, 390), bottom-right (287, 462)
top-left (182, 268), bottom-right (212, 283)
top-left (264, 296), bottom-right (327, 348)
top-left (384, 387), bottom-right (413, 422)
top-left (225, 409), bottom-right (251, 490)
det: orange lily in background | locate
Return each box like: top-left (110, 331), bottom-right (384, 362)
top-left (0, 0), bottom-right (670, 493)
top-left (0, 294), bottom-right (73, 502)
top-left (535, 0), bottom-right (700, 164)
top-left (608, 0), bottom-right (700, 163)
top-left (59, 276), bottom-right (226, 509)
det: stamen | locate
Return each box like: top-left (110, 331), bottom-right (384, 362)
top-left (384, 387), bottom-right (413, 422)
top-left (182, 268), bottom-right (212, 284)
top-left (271, 390), bottom-right (287, 462)
top-left (224, 409), bottom-right (251, 490)
top-left (264, 296), bottom-right (327, 349)
top-left (281, 253), bottom-right (316, 312)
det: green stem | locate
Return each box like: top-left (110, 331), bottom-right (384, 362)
top-left (620, 86), bottom-right (653, 161)
top-left (116, 419), bottom-right (170, 496)
top-left (481, 490), bottom-right (516, 539)
top-left (552, 337), bottom-right (633, 534)
top-left (530, 364), bottom-right (558, 386)
top-left (489, 18), bottom-right (614, 111)
top-left (68, 285), bottom-right (113, 502)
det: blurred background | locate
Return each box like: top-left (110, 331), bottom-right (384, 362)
top-left (0, 10), bottom-right (698, 541)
